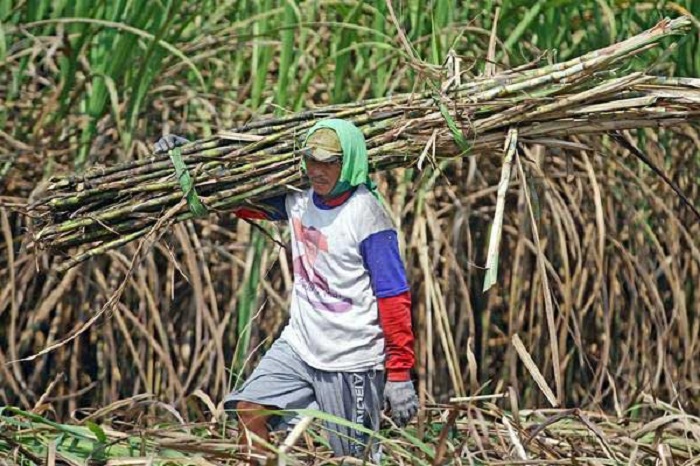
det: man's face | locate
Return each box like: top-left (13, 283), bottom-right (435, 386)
top-left (305, 157), bottom-right (342, 197)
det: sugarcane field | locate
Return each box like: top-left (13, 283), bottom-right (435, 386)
top-left (2, 1), bottom-right (700, 464)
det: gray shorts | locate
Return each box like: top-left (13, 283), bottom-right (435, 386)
top-left (224, 338), bottom-right (384, 458)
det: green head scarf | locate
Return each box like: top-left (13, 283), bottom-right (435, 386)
top-left (302, 119), bottom-right (379, 199)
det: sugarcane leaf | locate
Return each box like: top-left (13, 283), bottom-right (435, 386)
top-left (438, 101), bottom-right (470, 153)
top-left (524, 161), bottom-right (542, 225)
top-left (276, 0), bottom-right (300, 113)
top-left (332, 1), bottom-right (362, 103)
top-left (288, 408), bottom-right (434, 463)
top-left (168, 147), bottom-right (209, 218)
top-left (0, 19), bottom-right (6, 63)
top-left (502, 0), bottom-right (546, 55)
top-left (483, 128), bottom-right (517, 292)
top-left (86, 421), bottom-right (107, 444)
top-left (18, 18), bottom-right (206, 88)
top-left (515, 151), bottom-right (563, 403)
top-left (512, 334), bottom-right (559, 407)
top-left (94, 72), bottom-right (124, 145)
top-left (232, 231), bottom-right (265, 379)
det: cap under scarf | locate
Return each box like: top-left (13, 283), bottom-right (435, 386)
top-left (302, 119), bottom-right (379, 199)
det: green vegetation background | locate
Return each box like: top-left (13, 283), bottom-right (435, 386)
top-left (2, 0), bottom-right (698, 178)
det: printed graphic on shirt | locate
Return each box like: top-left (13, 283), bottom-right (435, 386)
top-left (292, 217), bottom-right (353, 313)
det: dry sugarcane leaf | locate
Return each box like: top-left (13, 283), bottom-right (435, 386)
top-left (483, 128), bottom-right (517, 291)
top-left (511, 333), bottom-right (559, 408)
top-left (516, 151), bottom-right (563, 404)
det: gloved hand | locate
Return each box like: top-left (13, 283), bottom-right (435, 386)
top-left (154, 134), bottom-right (189, 154)
top-left (384, 380), bottom-right (418, 427)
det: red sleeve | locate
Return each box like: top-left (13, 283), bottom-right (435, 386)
top-left (378, 290), bottom-right (415, 382)
top-left (233, 195), bottom-right (287, 221)
top-left (233, 207), bottom-right (269, 220)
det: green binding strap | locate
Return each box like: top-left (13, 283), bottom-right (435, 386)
top-left (168, 147), bottom-right (209, 218)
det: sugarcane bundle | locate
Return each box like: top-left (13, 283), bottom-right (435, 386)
top-left (28, 16), bottom-right (700, 272)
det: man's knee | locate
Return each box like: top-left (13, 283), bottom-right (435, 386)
top-left (237, 401), bottom-right (266, 418)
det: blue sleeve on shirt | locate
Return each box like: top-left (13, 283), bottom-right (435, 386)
top-left (258, 194), bottom-right (288, 221)
top-left (360, 229), bottom-right (410, 298)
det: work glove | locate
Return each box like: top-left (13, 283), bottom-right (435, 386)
top-left (154, 134), bottom-right (189, 154)
top-left (384, 380), bottom-right (418, 427)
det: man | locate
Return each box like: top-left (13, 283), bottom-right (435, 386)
top-left (155, 119), bottom-right (418, 459)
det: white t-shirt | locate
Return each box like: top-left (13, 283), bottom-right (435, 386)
top-left (279, 186), bottom-right (395, 372)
